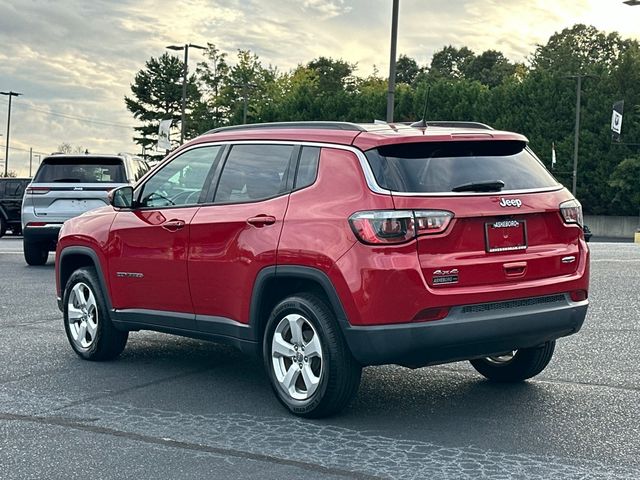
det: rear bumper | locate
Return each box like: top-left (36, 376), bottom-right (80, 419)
top-left (23, 224), bottom-right (62, 244)
top-left (342, 294), bottom-right (587, 368)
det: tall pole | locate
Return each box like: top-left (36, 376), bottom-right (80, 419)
top-left (572, 75), bottom-right (581, 196)
top-left (29, 147), bottom-right (33, 177)
top-left (1, 91), bottom-right (22, 176)
top-left (180, 44), bottom-right (188, 144)
top-left (386, 0), bottom-right (399, 123)
top-left (167, 43), bottom-right (205, 145)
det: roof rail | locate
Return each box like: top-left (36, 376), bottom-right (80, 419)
top-left (206, 121), bottom-right (367, 134)
top-left (425, 121), bottom-right (494, 130)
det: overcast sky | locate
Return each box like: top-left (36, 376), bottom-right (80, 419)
top-left (0, 0), bottom-right (638, 176)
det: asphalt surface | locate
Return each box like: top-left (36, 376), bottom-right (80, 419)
top-left (0, 236), bottom-right (639, 479)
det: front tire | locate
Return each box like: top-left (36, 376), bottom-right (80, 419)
top-left (23, 240), bottom-right (49, 265)
top-left (263, 293), bottom-right (362, 418)
top-left (469, 340), bottom-right (556, 382)
top-left (63, 267), bottom-right (128, 361)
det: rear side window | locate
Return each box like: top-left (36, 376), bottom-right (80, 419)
top-left (5, 180), bottom-right (25, 197)
top-left (34, 157), bottom-right (126, 183)
top-left (294, 147), bottom-right (320, 190)
top-left (214, 144), bottom-right (293, 203)
top-left (365, 141), bottom-right (558, 193)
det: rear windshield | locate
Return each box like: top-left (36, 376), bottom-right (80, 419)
top-left (34, 157), bottom-right (126, 183)
top-left (364, 141), bottom-right (558, 193)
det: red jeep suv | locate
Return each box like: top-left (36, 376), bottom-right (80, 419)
top-left (55, 121), bottom-right (589, 417)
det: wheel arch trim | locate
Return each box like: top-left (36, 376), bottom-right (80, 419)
top-left (250, 265), bottom-right (351, 340)
top-left (57, 246), bottom-right (113, 312)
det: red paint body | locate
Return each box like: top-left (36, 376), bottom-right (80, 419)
top-left (56, 125), bottom-right (589, 331)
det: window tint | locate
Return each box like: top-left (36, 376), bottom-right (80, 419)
top-left (294, 147), bottom-right (320, 190)
top-left (214, 145), bottom-right (293, 203)
top-left (365, 141), bottom-right (558, 193)
top-left (140, 146), bottom-right (221, 208)
top-left (5, 181), bottom-right (25, 197)
top-left (34, 157), bottom-right (126, 183)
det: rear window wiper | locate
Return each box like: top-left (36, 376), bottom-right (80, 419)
top-left (451, 180), bottom-right (505, 192)
top-left (52, 178), bottom-right (82, 182)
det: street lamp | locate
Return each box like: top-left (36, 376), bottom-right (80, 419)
top-left (166, 43), bottom-right (206, 144)
top-left (386, 0), bottom-right (399, 123)
top-left (1, 91), bottom-right (22, 176)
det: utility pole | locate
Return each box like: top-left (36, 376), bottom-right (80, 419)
top-left (29, 147), bottom-right (33, 177)
top-left (166, 43), bottom-right (206, 144)
top-left (566, 74), bottom-right (595, 196)
top-left (386, 0), bottom-right (399, 123)
top-left (1, 91), bottom-right (22, 176)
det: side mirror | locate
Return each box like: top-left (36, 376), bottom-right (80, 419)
top-left (109, 185), bottom-right (134, 209)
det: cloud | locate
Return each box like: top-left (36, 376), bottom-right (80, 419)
top-left (1, 0), bottom-right (639, 176)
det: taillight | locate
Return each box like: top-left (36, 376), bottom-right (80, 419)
top-left (26, 186), bottom-right (50, 195)
top-left (414, 211), bottom-right (454, 235)
top-left (349, 210), bottom-right (453, 245)
top-left (560, 199), bottom-right (583, 227)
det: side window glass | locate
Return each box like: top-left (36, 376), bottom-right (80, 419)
top-left (214, 145), bottom-right (293, 203)
top-left (6, 181), bottom-right (23, 197)
top-left (140, 146), bottom-right (220, 208)
top-left (294, 147), bottom-right (320, 190)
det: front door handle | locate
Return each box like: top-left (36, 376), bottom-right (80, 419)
top-left (162, 219), bottom-right (185, 231)
top-left (247, 215), bottom-right (276, 227)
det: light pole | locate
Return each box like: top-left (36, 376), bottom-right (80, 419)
top-left (166, 43), bottom-right (206, 144)
top-left (565, 75), bottom-right (594, 196)
top-left (386, 0), bottom-right (399, 123)
top-left (1, 91), bottom-right (22, 176)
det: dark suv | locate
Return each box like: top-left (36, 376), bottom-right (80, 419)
top-left (55, 121), bottom-right (589, 417)
top-left (0, 177), bottom-right (30, 237)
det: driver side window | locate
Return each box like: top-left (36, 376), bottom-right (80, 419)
top-left (140, 146), bottom-right (221, 208)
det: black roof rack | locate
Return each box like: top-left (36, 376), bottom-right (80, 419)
top-left (206, 121), bottom-right (367, 134)
top-left (424, 121), bottom-right (494, 130)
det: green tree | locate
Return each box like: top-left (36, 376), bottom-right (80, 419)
top-left (428, 46), bottom-right (475, 80)
top-left (530, 24), bottom-right (635, 75)
top-left (609, 156), bottom-right (640, 215)
top-left (395, 55), bottom-right (420, 85)
top-left (194, 43), bottom-right (230, 132)
top-left (125, 53), bottom-right (201, 157)
top-left (464, 50), bottom-right (516, 87)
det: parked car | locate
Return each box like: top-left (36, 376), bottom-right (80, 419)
top-left (55, 121), bottom-right (590, 417)
top-left (22, 153), bottom-right (150, 265)
top-left (0, 177), bottom-right (30, 237)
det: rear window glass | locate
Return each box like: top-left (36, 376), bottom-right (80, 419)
top-left (34, 157), bottom-right (126, 183)
top-left (365, 141), bottom-right (558, 193)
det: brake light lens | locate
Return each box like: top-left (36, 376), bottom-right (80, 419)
top-left (26, 186), bottom-right (50, 195)
top-left (349, 210), bottom-right (453, 245)
top-left (560, 199), bottom-right (583, 227)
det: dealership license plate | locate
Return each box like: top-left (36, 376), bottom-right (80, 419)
top-left (485, 219), bottom-right (527, 253)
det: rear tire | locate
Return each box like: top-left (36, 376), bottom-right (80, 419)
top-left (63, 267), bottom-right (128, 361)
top-left (23, 240), bottom-right (49, 265)
top-left (263, 293), bottom-right (362, 418)
top-left (469, 340), bottom-right (555, 382)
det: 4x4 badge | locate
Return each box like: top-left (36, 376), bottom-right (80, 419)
top-left (499, 198), bottom-right (522, 208)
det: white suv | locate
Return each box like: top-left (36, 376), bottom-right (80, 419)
top-left (22, 153), bottom-right (150, 265)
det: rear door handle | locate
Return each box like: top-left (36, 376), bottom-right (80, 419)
top-left (247, 215), bottom-right (276, 227)
top-left (162, 219), bottom-right (186, 231)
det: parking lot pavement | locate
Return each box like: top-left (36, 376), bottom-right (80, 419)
top-left (1, 237), bottom-right (639, 479)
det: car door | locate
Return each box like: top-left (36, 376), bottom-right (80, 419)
top-left (108, 145), bottom-right (223, 328)
top-left (188, 143), bottom-right (297, 331)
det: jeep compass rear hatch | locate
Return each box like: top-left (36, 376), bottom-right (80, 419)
top-left (364, 140), bottom-right (583, 290)
top-left (29, 156), bottom-right (126, 218)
